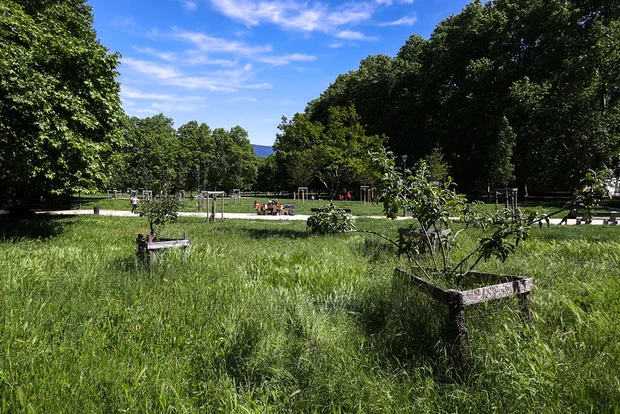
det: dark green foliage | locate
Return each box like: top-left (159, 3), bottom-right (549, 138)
top-left (306, 202), bottom-right (355, 235)
top-left (304, 0), bottom-right (620, 192)
top-left (0, 0), bottom-right (123, 207)
top-left (274, 105), bottom-right (386, 195)
top-left (569, 168), bottom-right (611, 223)
top-left (139, 195), bottom-right (183, 237)
top-left (109, 117), bottom-right (258, 192)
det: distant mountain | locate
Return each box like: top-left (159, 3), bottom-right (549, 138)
top-left (253, 144), bottom-right (274, 158)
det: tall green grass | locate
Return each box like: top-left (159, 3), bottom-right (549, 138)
top-left (0, 216), bottom-right (619, 412)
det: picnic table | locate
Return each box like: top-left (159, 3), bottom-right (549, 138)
top-left (257, 204), bottom-right (296, 216)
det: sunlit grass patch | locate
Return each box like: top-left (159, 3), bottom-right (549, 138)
top-left (0, 216), bottom-right (619, 411)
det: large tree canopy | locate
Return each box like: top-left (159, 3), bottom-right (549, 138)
top-left (275, 105), bottom-right (387, 197)
top-left (305, 0), bottom-right (620, 193)
top-left (0, 0), bottom-right (123, 207)
top-left (108, 116), bottom-right (258, 193)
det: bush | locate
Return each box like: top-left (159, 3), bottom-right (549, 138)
top-left (307, 202), bottom-right (355, 235)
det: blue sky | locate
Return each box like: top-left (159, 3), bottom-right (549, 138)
top-left (88, 0), bottom-right (475, 146)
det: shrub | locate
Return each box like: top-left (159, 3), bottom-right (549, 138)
top-left (307, 202), bottom-right (355, 235)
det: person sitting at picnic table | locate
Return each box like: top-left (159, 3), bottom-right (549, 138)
top-left (276, 202), bottom-right (284, 215)
top-left (253, 200), bottom-right (260, 211)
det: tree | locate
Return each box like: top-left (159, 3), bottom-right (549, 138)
top-left (204, 127), bottom-right (257, 191)
top-left (275, 105), bottom-right (386, 197)
top-left (0, 0), bottom-right (122, 208)
top-left (302, 0), bottom-right (620, 193)
top-left (177, 120), bottom-right (213, 191)
top-left (255, 154), bottom-right (279, 192)
top-left (111, 114), bottom-right (180, 193)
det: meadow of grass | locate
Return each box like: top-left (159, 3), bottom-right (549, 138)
top-left (1, 215), bottom-right (619, 412)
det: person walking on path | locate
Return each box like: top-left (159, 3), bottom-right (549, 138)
top-left (131, 194), bottom-right (139, 214)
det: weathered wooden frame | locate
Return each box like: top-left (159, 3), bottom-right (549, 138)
top-left (136, 232), bottom-right (191, 267)
top-left (360, 186), bottom-right (374, 205)
top-left (297, 187), bottom-right (308, 204)
top-left (392, 267), bottom-right (533, 368)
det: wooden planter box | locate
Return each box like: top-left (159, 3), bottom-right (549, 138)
top-left (136, 232), bottom-right (191, 266)
top-left (392, 267), bottom-right (533, 368)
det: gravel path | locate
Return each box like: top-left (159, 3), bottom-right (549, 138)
top-left (36, 209), bottom-right (607, 225)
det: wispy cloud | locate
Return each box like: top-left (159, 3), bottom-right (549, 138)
top-left (378, 15), bottom-right (417, 26)
top-left (121, 57), bottom-right (180, 79)
top-left (134, 46), bottom-right (238, 67)
top-left (208, 0), bottom-right (376, 36)
top-left (111, 16), bottom-right (136, 28)
top-left (121, 56), bottom-right (271, 92)
top-left (121, 86), bottom-right (205, 102)
top-left (335, 30), bottom-right (377, 41)
top-left (258, 53), bottom-right (317, 66)
top-left (172, 28), bottom-right (273, 55)
top-left (178, 0), bottom-right (198, 11)
top-left (133, 47), bottom-right (178, 61)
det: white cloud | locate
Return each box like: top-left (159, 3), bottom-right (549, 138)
top-left (111, 16), bottom-right (136, 28)
top-left (335, 30), bottom-right (377, 41)
top-left (399, 0), bottom-right (414, 4)
top-left (134, 47), bottom-right (238, 67)
top-left (121, 86), bottom-right (205, 102)
top-left (121, 57), bottom-right (180, 79)
top-left (208, 0), bottom-right (375, 36)
top-left (172, 28), bottom-right (273, 55)
top-left (178, 0), bottom-right (198, 11)
top-left (379, 15), bottom-right (417, 26)
top-left (257, 53), bottom-right (317, 66)
top-left (376, 0), bottom-right (392, 5)
top-left (133, 47), bottom-right (178, 61)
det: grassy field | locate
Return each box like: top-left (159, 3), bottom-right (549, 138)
top-left (1, 215), bottom-right (619, 412)
top-left (54, 192), bottom-right (620, 219)
top-left (65, 194), bottom-right (390, 216)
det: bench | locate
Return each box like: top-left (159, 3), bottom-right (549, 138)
top-left (603, 212), bottom-right (618, 225)
top-left (281, 205), bottom-right (296, 215)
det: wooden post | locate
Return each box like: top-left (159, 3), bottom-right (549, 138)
top-left (446, 291), bottom-right (468, 370)
top-left (518, 291), bottom-right (532, 326)
top-left (183, 232), bottom-right (189, 261)
top-left (147, 235), bottom-right (156, 267)
top-left (392, 269), bottom-right (405, 315)
top-left (211, 196), bottom-right (216, 222)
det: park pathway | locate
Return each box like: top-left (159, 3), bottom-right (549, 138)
top-left (37, 209), bottom-right (601, 225)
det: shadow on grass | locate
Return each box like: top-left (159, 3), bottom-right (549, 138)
top-left (354, 286), bottom-right (453, 379)
top-left (358, 237), bottom-right (398, 263)
top-left (0, 214), bottom-right (76, 241)
top-left (246, 228), bottom-right (313, 240)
